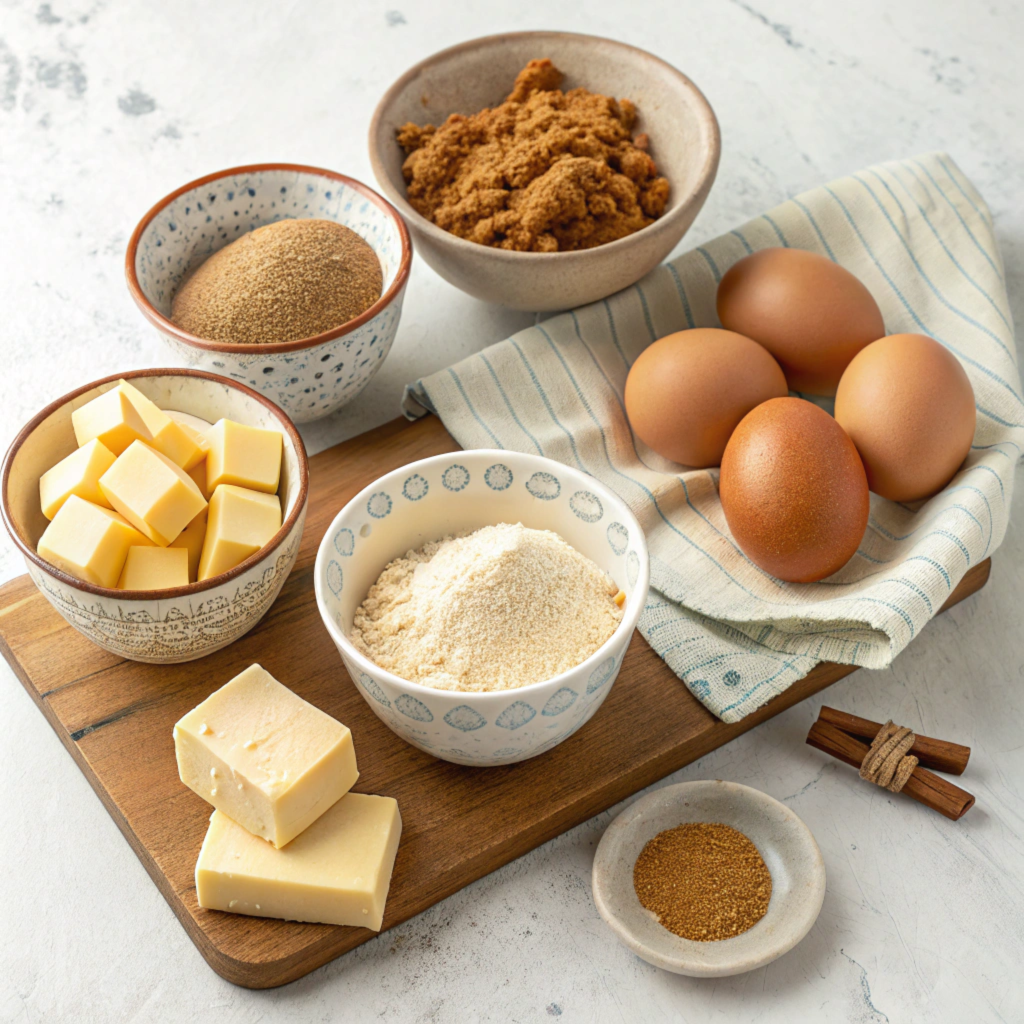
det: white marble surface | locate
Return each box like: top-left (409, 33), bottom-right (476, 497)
top-left (1, 1), bottom-right (1022, 1021)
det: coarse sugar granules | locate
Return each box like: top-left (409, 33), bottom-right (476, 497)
top-left (633, 822), bottom-right (772, 941)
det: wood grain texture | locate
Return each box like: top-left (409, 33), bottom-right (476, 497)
top-left (0, 415), bottom-right (992, 989)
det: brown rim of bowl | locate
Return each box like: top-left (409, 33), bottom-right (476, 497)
top-left (124, 163), bottom-right (413, 355)
top-left (1, 368), bottom-right (310, 601)
top-left (368, 30), bottom-right (721, 261)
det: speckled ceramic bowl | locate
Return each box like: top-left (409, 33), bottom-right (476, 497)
top-left (369, 31), bottom-right (720, 311)
top-left (126, 164), bottom-right (412, 424)
top-left (1, 370), bottom-right (309, 663)
top-left (314, 450), bottom-right (650, 766)
top-left (592, 781), bottom-right (826, 976)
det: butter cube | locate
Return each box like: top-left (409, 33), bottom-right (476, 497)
top-left (99, 441), bottom-right (207, 546)
top-left (170, 509), bottom-right (207, 581)
top-left (196, 795), bottom-right (401, 929)
top-left (71, 384), bottom-right (154, 455)
top-left (205, 419), bottom-right (282, 494)
top-left (37, 495), bottom-right (153, 588)
top-left (117, 380), bottom-right (205, 470)
top-left (38, 439), bottom-right (117, 520)
top-left (117, 545), bottom-right (189, 590)
top-left (198, 484), bottom-right (281, 581)
top-left (187, 458), bottom-right (212, 501)
top-left (174, 664), bottom-right (359, 848)
top-left (175, 419), bottom-right (211, 455)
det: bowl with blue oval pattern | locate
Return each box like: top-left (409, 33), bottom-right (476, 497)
top-left (314, 449), bottom-right (650, 766)
top-left (126, 164), bottom-right (412, 424)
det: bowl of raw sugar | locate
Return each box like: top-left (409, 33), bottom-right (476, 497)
top-left (126, 163), bottom-right (412, 424)
top-left (314, 450), bottom-right (650, 766)
top-left (1, 369), bottom-right (309, 664)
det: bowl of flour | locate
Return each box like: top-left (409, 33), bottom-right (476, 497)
top-left (314, 450), bottom-right (649, 766)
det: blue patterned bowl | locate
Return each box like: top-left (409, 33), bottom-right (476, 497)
top-left (314, 450), bottom-right (650, 766)
top-left (126, 164), bottom-right (412, 424)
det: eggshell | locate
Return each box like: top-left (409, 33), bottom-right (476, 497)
top-left (717, 248), bottom-right (885, 396)
top-left (835, 333), bottom-right (976, 501)
top-left (719, 397), bottom-right (869, 583)
top-left (623, 329), bottom-right (788, 467)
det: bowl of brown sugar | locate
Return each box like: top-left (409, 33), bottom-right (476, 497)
top-left (592, 780), bottom-right (826, 976)
top-left (369, 32), bottom-right (720, 311)
top-left (127, 164), bottom-right (412, 424)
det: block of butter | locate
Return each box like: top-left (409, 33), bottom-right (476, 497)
top-left (186, 457), bottom-right (212, 501)
top-left (71, 383), bottom-right (154, 455)
top-left (38, 438), bottom-right (117, 520)
top-left (197, 484), bottom-right (281, 581)
top-left (37, 495), bottom-right (152, 588)
top-left (205, 418), bottom-right (282, 495)
top-left (117, 379), bottom-right (206, 471)
top-left (99, 440), bottom-right (207, 546)
top-left (117, 545), bottom-right (189, 590)
top-left (169, 509), bottom-right (207, 581)
top-left (174, 664), bottom-right (358, 848)
top-left (196, 794), bottom-right (402, 930)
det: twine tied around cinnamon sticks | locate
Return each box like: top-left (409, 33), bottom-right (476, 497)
top-left (806, 707), bottom-right (974, 820)
top-left (859, 721), bottom-right (918, 793)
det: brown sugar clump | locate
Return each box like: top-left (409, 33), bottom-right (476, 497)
top-left (171, 218), bottom-right (383, 345)
top-left (396, 59), bottom-right (671, 253)
top-left (633, 822), bottom-right (772, 941)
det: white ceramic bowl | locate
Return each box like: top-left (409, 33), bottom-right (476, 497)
top-left (1, 370), bottom-right (309, 664)
top-left (126, 164), bottom-right (412, 424)
top-left (369, 31), bottom-right (720, 311)
top-left (314, 450), bottom-right (650, 766)
top-left (592, 780), bottom-right (826, 976)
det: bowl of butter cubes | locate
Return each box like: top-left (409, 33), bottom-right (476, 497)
top-left (1, 368), bottom-right (309, 663)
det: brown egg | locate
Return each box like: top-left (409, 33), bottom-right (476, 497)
top-left (717, 248), bottom-right (885, 396)
top-left (835, 333), bottom-right (976, 501)
top-left (720, 398), bottom-right (869, 583)
top-left (623, 328), bottom-right (788, 467)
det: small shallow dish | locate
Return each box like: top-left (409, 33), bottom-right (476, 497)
top-left (592, 780), bottom-right (825, 976)
top-left (126, 164), bottom-right (412, 424)
top-left (314, 449), bottom-right (650, 766)
top-left (1, 369), bottom-right (309, 664)
top-left (369, 31), bottom-right (720, 312)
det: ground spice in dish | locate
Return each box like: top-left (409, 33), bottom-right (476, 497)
top-left (171, 218), bottom-right (383, 345)
top-left (633, 823), bottom-right (772, 941)
top-left (397, 59), bottom-right (671, 252)
top-left (350, 523), bottom-right (623, 692)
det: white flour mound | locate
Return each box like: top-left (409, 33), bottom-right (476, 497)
top-left (350, 522), bottom-right (623, 692)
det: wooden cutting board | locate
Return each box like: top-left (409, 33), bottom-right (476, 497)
top-left (0, 414), bottom-right (991, 989)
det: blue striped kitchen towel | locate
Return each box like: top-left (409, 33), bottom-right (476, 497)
top-left (402, 152), bottom-right (1021, 723)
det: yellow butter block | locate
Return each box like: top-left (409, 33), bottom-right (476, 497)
top-left (99, 440), bottom-right (207, 546)
top-left (174, 663), bottom-right (360, 848)
top-left (117, 545), bottom-right (189, 590)
top-left (186, 458), bottom-right (212, 501)
top-left (37, 495), bottom-right (153, 588)
top-left (205, 419), bottom-right (282, 494)
top-left (38, 439), bottom-right (117, 520)
top-left (176, 419), bottom-right (211, 455)
top-left (117, 379), bottom-right (205, 470)
top-left (198, 484), bottom-right (281, 581)
top-left (196, 796), bottom-right (401, 929)
top-left (170, 508), bottom-right (207, 581)
top-left (71, 384), bottom-right (154, 455)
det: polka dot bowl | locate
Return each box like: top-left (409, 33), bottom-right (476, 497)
top-left (314, 450), bottom-right (650, 766)
top-left (126, 164), bottom-right (412, 424)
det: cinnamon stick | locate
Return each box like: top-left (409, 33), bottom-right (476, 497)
top-left (817, 706), bottom-right (970, 775)
top-left (806, 720), bottom-right (975, 821)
